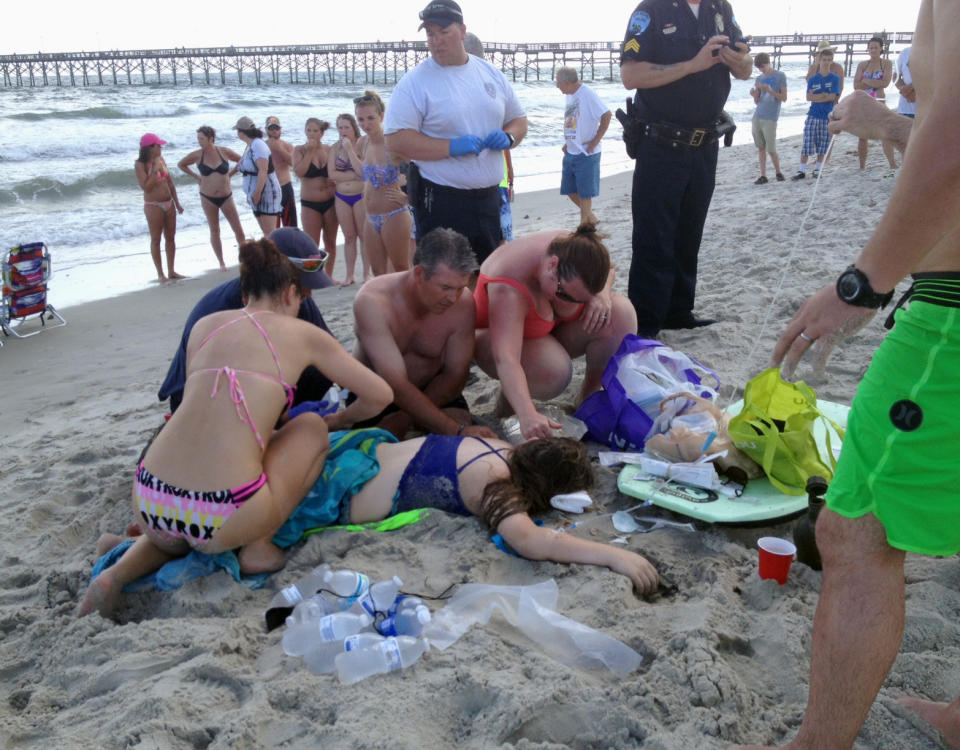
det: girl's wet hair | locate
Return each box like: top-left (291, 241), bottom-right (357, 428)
top-left (337, 113), bottom-right (361, 140)
top-left (137, 146), bottom-right (153, 163)
top-left (306, 117), bottom-right (330, 133)
top-left (197, 125), bottom-right (216, 141)
top-left (354, 89), bottom-right (385, 116)
top-left (477, 437), bottom-right (594, 530)
top-left (238, 238), bottom-right (301, 301)
top-left (239, 126), bottom-right (264, 139)
top-left (547, 223), bottom-right (611, 295)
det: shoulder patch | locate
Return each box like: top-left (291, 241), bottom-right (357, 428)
top-left (628, 10), bottom-right (651, 36)
top-left (624, 39), bottom-right (640, 54)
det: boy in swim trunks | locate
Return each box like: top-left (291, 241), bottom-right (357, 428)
top-left (735, 3), bottom-right (960, 746)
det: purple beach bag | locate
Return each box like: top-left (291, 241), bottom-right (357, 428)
top-left (574, 335), bottom-right (720, 451)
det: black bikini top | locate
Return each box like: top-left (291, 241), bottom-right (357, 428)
top-left (198, 148), bottom-right (229, 176)
top-left (305, 161), bottom-right (328, 179)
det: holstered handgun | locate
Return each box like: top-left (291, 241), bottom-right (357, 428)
top-left (615, 97), bottom-right (644, 159)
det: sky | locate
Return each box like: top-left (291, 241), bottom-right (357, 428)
top-left (2, 0), bottom-right (921, 55)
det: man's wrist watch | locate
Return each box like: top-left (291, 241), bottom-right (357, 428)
top-left (505, 132), bottom-right (516, 149)
top-left (835, 265), bottom-right (894, 308)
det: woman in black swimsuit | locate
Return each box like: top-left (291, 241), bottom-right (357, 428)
top-left (178, 126), bottom-right (246, 270)
top-left (293, 119), bottom-right (340, 282)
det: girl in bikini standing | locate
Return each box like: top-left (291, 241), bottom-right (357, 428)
top-left (177, 126), bottom-right (246, 271)
top-left (328, 114), bottom-right (369, 286)
top-left (854, 37), bottom-right (897, 170)
top-left (293, 119), bottom-right (340, 281)
top-left (355, 90), bottom-right (413, 275)
top-left (136, 133), bottom-right (185, 282)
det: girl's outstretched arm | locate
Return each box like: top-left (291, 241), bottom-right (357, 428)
top-left (496, 512), bottom-right (659, 594)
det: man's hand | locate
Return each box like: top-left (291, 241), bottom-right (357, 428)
top-left (771, 284), bottom-right (877, 379)
top-left (480, 130), bottom-right (511, 150)
top-left (827, 91), bottom-right (889, 139)
top-left (717, 41), bottom-right (752, 79)
top-left (690, 35), bottom-right (728, 73)
top-left (901, 83), bottom-right (917, 103)
top-left (449, 134), bottom-right (483, 157)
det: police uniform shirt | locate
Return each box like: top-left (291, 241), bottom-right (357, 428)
top-left (621, 0), bottom-right (743, 127)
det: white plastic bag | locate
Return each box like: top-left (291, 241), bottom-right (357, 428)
top-left (423, 580), bottom-right (643, 678)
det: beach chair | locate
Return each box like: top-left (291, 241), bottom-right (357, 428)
top-left (1, 242), bottom-right (67, 345)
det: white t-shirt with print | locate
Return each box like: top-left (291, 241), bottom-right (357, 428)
top-left (564, 84), bottom-right (609, 155)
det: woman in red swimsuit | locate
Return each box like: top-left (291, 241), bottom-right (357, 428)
top-left (78, 238), bottom-right (392, 618)
top-left (474, 224), bottom-right (637, 440)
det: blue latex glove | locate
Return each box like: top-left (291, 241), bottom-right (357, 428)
top-left (480, 130), bottom-right (511, 150)
top-left (449, 134), bottom-right (482, 157)
top-left (289, 400), bottom-right (324, 419)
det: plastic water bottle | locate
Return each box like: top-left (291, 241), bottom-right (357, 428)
top-left (354, 576), bottom-right (403, 618)
top-left (303, 632), bottom-right (386, 675)
top-left (378, 604), bottom-right (431, 637)
top-left (387, 595), bottom-right (422, 616)
top-left (284, 593), bottom-right (336, 630)
top-left (335, 636), bottom-right (429, 684)
top-left (264, 564), bottom-right (331, 631)
top-left (282, 611), bottom-right (373, 656)
top-left (323, 568), bottom-right (370, 610)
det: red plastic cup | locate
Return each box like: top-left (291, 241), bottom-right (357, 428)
top-left (757, 536), bottom-right (797, 585)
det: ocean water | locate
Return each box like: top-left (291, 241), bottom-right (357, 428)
top-left (0, 60), bottom-right (902, 309)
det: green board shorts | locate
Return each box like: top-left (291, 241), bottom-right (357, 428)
top-left (826, 299), bottom-right (960, 555)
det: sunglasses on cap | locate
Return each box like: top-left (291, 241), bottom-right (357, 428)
top-left (286, 252), bottom-right (329, 272)
top-left (556, 279), bottom-right (588, 305)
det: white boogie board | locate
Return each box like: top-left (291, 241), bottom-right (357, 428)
top-left (616, 399), bottom-right (850, 524)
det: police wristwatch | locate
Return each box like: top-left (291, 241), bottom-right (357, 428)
top-left (835, 265), bottom-right (894, 308)
top-left (505, 132), bottom-right (516, 149)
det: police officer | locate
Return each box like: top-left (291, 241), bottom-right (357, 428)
top-left (620, 0), bottom-right (752, 338)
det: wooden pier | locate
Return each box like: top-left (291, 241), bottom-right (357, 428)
top-left (0, 32), bottom-right (913, 88)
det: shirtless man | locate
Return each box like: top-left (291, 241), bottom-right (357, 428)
top-left (352, 227), bottom-right (497, 439)
top-left (265, 116), bottom-right (297, 228)
top-left (732, 1), bottom-right (960, 748)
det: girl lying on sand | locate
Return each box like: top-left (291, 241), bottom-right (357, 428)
top-left (78, 238), bottom-right (391, 618)
top-left (278, 429), bottom-right (660, 593)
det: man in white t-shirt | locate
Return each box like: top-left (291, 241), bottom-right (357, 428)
top-left (556, 66), bottom-right (611, 226)
top-left (384, 0), bottom-right (527, 264)
top-left (894, 45), bottom-right (917, 118)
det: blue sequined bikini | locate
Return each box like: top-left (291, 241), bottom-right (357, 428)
top-left (392, 435), bottom-right (510, 516)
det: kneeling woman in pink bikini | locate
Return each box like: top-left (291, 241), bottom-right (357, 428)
top-left (136, 133), bottom-right (185, 282)
top-left (78, 238), bottom-right (392, 618)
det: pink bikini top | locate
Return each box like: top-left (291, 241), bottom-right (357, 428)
top-left (188, 309), bottom-right (296, 449)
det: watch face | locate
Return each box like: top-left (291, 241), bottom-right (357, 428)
top-left (837, 271), bottom-right (861, 301)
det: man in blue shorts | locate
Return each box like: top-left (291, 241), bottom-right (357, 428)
top-left (556, 66), bottom-right (611, 226)
top-left (734, 1), bottom-right (960, 746)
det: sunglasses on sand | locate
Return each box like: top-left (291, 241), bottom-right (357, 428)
top-left (287, 252), bottom-right (328, 272)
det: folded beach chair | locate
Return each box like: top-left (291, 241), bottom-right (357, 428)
top-left (1, 242), bottom-right (67, 345)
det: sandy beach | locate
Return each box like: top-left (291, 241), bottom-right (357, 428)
top-left (1, 133), bottom-right (956, 749)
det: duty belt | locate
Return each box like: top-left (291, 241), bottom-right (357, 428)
top-left (641, 122), bottom-right (720, 150)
